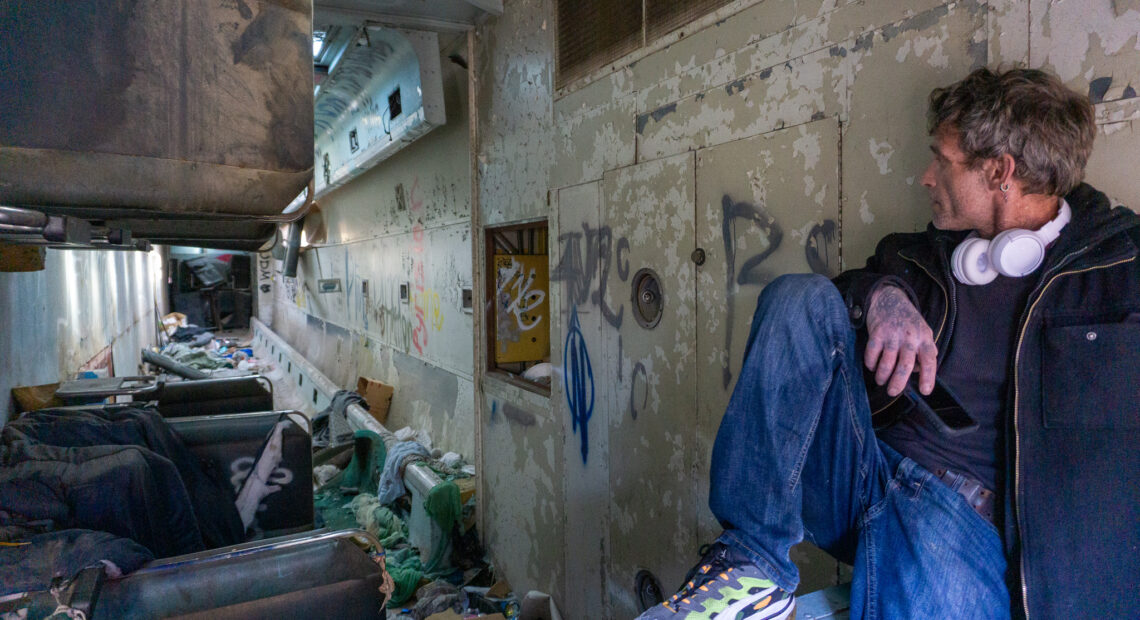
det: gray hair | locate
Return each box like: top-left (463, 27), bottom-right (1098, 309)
top-left (928, 67), bottom-right (1095, 196)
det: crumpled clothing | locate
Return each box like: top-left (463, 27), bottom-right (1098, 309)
top-left (161, 343), bottom-right (232, 370)
top-left (349, 494), bottom-right (409, 549)
top-left (422, 482), bottom-right (461, 575)
top-left (0, 529), bottom-right (152, 596)
top-left (313, 464), bottom-right (340, 487)
top-left (171, 325), bottom-right (211, 343)
top-left (376, 441), bottom-right (432, 505)
top-left (2, 405), bottom-right (244, 553)
top-left (312, 390), bottom-right (369, 449)
top-left (393, 426), bottom-right (433, 451)
top-left (385, 546), bottom-right (425, 606)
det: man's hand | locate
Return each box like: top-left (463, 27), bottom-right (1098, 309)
top-left (864, 285), bottom-right (937, 396)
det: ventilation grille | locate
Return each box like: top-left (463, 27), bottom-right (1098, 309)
top-left (556, 0), bottom-right (735, 89)
top-left (647, 0), bottom-right (734, 41)
top-left (556, 0), bottom-right (642, 89)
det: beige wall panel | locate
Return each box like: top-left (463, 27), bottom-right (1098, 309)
top-left (600, 152), bottom-right (697, 618)
top-left (552, 180), bottom-right (612, 619)
top-left (1029, 0), bottom-right (1140, 90)
top-left (1030, 0), bottom-right (1140, 210)
top-left (637, 46), bottom-right (847, 162)
top-left (693, 118), bottom-right (842, 592)
top-left (480, 387), bottom-right (565, 607)
top-left (624, 0), bottom-right (800, 98)
top-left (552, 88), bottom-right (637, 189)
top-left (1088, 110), bottom-right (1140, 212)
top-left (292, 224), bottom-right (473, 379)
top-left (635, 0), bottom-right (946, 113)
top-left (988, 0), bottom-right (1030, 65)
top-left (477, 0), bottom-right (556, 227)
top-left (841, 2), bottom-right (987, 267)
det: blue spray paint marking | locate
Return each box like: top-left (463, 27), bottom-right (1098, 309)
top-left (563, 306), bottom-right (594, 463)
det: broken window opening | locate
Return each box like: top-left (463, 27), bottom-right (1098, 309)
top-left (486, 222), bottom-right (551, 393)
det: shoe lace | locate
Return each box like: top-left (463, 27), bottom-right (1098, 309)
top-left (661, 544), bottom-right (732, 613)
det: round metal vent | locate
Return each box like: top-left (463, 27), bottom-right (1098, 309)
top-left (635, 569), bottom-right (665, 612)
top-left (631, 268), bottom-right (664, 329)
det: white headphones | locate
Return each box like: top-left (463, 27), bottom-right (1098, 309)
top-left (951, 199), bottom-right (1071, 285)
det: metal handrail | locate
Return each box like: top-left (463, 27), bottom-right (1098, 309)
top-left (129, 528), bottom-right (383, 576)
top-left (0, 205), bottom-right (47, 233)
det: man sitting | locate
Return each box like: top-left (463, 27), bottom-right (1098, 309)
top-left (639, 67), bottom-right (1140, 619)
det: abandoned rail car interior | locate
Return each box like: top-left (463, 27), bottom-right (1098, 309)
top-left (2, 1), bottom-right (1139, 618)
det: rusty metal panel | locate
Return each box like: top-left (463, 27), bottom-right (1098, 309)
top-left (694, 117), bottom-right (841, 592)
top-left (494, 254), bottom-right (551, 363)
top-left (0, 1), bottom-right (313, 216)
top-left (600, 152), bottom-right (697, 618)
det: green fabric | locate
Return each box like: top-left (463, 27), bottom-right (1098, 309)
top-left (422, 481), bottom-right (462, 575)
top-left (385, 546), bottom-right (425, 606)
top-left (336, 430), bottom-right (387, 491)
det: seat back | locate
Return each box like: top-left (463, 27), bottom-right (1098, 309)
top-left (170, 411), bottom-right (313, 536)
top-left (157, 376), bottom-right (274, 418)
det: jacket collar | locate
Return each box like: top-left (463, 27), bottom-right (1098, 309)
top-left (900, 183), bottom-right (1140, 276)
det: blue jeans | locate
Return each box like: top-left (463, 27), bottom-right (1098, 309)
top-left (709, 274), bottom-right (1009, 619)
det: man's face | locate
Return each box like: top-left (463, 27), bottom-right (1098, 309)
top-left (921, 127), bottom-right (997, 235)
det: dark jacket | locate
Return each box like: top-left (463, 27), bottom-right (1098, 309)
top-left (832, 183), bottom-right (1140, 618)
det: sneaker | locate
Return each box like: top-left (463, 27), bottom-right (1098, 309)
top-left (636, 542), bottom-right (795, 620)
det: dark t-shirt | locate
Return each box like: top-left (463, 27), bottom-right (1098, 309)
top-left (879, 274), bottom-right (1035, 493)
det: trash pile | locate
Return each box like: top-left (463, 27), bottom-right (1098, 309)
top-left (149, 312), bottom-right (265, 379)
top-left (308, 391), bottom-right (546, 618)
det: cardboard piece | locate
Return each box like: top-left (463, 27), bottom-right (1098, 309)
top-left (425, 612), bottom-right (505, 620)
top-left (356, 376), bottom-right (394, 425)
top-left (0, 245), bottom-right (45, 272)
top-left (11, 383), bottom-right (63, 414)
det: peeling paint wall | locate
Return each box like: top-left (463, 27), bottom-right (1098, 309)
top-left (1, 249), bottom-right (163, 423)
top-left (270, 33), bottom-right (477, 459)
top-left (476, 0), bottom-right (1140, 617)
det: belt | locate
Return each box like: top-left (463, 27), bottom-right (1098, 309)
top-left (934, 468), bottom-right (996, 525)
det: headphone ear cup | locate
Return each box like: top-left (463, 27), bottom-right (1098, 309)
top-left (989, 229), bottom-right (1046, 277)
top-left (952, 236), bottom-right (999, 285)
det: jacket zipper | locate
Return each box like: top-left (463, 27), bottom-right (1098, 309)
top-left (1010, 253), bottom-right (1137, 619)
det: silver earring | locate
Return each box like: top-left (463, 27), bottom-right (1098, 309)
top-left (1000, 182), bottom-right (1010, 193)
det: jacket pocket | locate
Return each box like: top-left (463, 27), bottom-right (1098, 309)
top-left (1042, 321), bottom-right (1140, 429)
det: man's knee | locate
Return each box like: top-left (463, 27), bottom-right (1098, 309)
top-left (758, 273), bottom-right (843, 316)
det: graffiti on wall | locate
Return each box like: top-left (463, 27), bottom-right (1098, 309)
top-left (410, 177), bottom-right (429, 355)
top-left (720, 194), bottom-right (838, 388)
top-left (552, 223), bottom-right (629, 329)
top-left (563, 306), bottom-right (594, 464)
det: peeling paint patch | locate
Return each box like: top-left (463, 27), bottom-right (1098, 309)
top-left (502, 402), bottom-right (537, 426)
top-left (725, 77), bottom-right (748, 95)
top-left (1090, 76), bottom-right (1114, 104)
top-left (859, 191), bottom-right (875, 224)
top-left (636, 102), bottom-right (679, 134)
top-left (868, 138), bottom-right (894, 175)
top-left (880, 5), bottom-right (950, 43)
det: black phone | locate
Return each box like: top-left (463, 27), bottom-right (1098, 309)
top-left (903, 379), bottom-right (978, 436)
